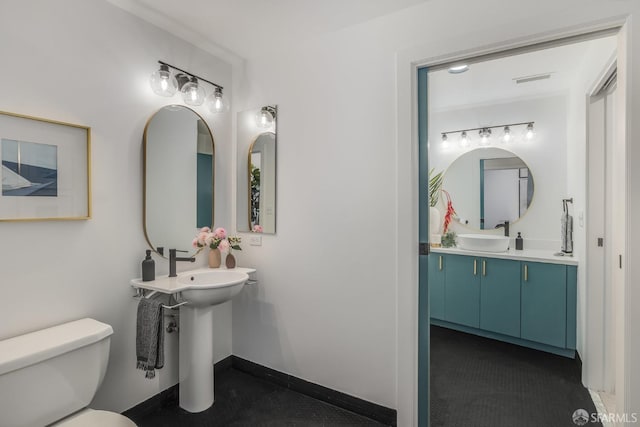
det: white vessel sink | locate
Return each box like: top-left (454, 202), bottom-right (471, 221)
top-left (457, 233), bottom-right (510, 252)
top-left (177, 270), bottom-right (248, 307)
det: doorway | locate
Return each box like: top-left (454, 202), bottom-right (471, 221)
top-left (418, 31), bottom-right (624, 426)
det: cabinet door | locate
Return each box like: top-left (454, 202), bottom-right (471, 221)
top-left (521, 262), bottom-right (567, 348)
top-left (429, 254), bottom-right (445, 320)
top-left (445, 255), bottom-right (480, 327)
top-left (480, 258), bottom-right (521, 337)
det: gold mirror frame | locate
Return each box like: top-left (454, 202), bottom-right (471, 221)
top-left (143, 105), bottom-right (215, 257)
top-left (247, 132), bottom-right (276, 232)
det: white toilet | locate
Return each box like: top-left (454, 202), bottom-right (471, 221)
top-left (0, 318), bottom-right (137, 427)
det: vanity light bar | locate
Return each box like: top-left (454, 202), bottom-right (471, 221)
top-left (158, 61), bottom-right (223, 90)
top-left (440, 122), bottom-right (534, 147)
top-left (150, 60), bottom-right (229, 112)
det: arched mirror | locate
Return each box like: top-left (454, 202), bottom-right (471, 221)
top-left (442, 147), bottom-right (534, 230)
top-left (248, 132), bottom-right (276, 233)
top-left (237, 105), bottom-right (277, 234)
top-left (144, 105), bottom-right (214, 256)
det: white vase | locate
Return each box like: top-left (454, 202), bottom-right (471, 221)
top-left (429, 206), bottom-right (442, 244)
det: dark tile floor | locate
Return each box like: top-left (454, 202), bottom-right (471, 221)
top-left (128, 367), bottom-right (387, 426)
top-left (128, 326), bottom-right (600, 426)
top-left (430, 325), bottom-right (602, 427)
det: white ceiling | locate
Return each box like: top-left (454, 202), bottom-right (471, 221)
top-left (107, 0), bottom-right (616, 108)
top-left (429, 35), bottom-right (617, 111)
top-left (107, 0), bottom-right (431, 59)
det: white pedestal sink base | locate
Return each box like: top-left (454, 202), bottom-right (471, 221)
top-left (179, 305), bottom-right (214, 412)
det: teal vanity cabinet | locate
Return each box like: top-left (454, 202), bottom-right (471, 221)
top-left (429, 251), bottom-right (577, 357)
top-left (444, 254), bottom-right (480, 328)
top-left (521, 261), bottom-right (568, 348)
top-left (428, 254), bottom-right (445, 320)
top-left (438, 254), bottom-right (520, 335)
top-left (479, 258), bottom-right (521, 338)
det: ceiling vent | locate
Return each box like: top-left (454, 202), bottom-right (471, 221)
top-left (513, 73), bottom-right (552, 84)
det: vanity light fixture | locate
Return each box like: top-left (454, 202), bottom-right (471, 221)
top-left (503, 126), bottom-right (511, 143)
top-left (150, 63), bottom-right (178, 97)
top-left (207, 87), bottom-right (230, 113)
top-left (442, 121), bottom-right (535, 149)
top-left (441, 133), bottom-right (449, 148)
top-left (149, 61), bottom-right (229, 113)
top-left (526, 122), bottom-right (534, 139)
top-left (179, 76), bottom-right (206, 106)
top-left (256, 106), bottom-right (277, 129)
top-left (479, 128), bottom-right (491, 145)
top-left (460, 131), bottom-right (470, 148)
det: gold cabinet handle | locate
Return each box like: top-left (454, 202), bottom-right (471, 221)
top-left (482, 260), bottom-right (486, 276)
top-left (439, 255), bottom-right (443, 271)
top-left (473, 259), bottom-right (477, 276)
top-left (524, 264), bottom-right (528, 282)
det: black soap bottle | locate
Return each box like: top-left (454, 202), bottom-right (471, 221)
top-left (515, 232), bottom-right (524, 251)
top-left (142, 250), bottom-right (155, 281)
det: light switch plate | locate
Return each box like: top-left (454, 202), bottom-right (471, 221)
top-left (250, 235), bottom-right (262, 246)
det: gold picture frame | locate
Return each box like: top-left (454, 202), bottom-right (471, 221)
top-left (0, 110), bottom-right (91, 221)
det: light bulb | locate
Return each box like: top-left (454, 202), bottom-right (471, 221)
top-left (181, 77), bottom-right (205, 106)
top-left (526, 123), bottom-right (534, 139)
top-left (256, 107), bottom-right (274, 129)
top-left (206, 87), bottom-right (230, 113)
top-left (460, 131), bottom-right (469, 148)
top-left (479, 128), bottom-right (491, 145)
top-left (149, 64), bottom-right (177, 97)
top-left (441, 133), bottom-right (449, 149)
top-left (503, 126), bottom-right (511, 143)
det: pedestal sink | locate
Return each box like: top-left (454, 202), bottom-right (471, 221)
top-left (131, 268), bottom-right (252, 413)
top-left (176, 269), bottom-right (247, 412)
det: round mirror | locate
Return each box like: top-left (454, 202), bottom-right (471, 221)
top-left (144, 105), bottom-right (214, 256)
top-left (248, 132), bottom-right (276, 233)
top-left (442, 148), bottom-right (534, 230)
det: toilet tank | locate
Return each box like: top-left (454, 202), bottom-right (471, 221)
top-left (0, 318), bottom-right (113, 427)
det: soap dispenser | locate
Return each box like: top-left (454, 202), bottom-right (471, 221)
top-left (142, 250), bottom-right (155, 281)
top-left (515, 232), bottom-right (524, 251)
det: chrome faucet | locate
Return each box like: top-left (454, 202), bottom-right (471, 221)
top-left (169, 249), bottom-right (195, 277)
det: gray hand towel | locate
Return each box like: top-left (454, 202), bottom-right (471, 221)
top-left (136, 298), bottom-right (164, 379)
top-left (561, 212), bottom-right (573, 254)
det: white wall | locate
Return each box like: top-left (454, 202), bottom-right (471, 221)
top-left (429, 95), bottom-right (568, 244)
top-left (232, 1), bottom-right (640, 425)
top-left (0, 0), bottom-right (235, 413)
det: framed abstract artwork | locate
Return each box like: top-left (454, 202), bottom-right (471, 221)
top-left (0, 111), bottom-right (91, 221)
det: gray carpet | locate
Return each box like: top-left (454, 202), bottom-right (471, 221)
top-left (430, 325), bottom-right (602, 427)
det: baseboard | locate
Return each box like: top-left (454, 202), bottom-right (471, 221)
top-left (431, 318), bottom-right (576, 358)
top-left (123, 355), bottom-right (233, 421)
top-left (231, 356), bottom-right (397, 426)
top-left (124, 354), bottom-right (397, 426)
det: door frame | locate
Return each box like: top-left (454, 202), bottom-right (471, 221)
top-left (396, 18), bottom-right (630, 427)
top-left (586, 58), bottom-right (618, 395)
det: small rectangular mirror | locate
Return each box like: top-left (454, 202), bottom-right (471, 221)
top-left (237, 105), bottom-right (277, 234)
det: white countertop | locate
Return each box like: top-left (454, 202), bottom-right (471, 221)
top-left (131, 267), bottom-right (257, 294)
top-left (430, 247), bottom-right (578, 266)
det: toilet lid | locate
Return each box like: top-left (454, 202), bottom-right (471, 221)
top-left (55, 410), bottom-right (137, 427)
